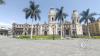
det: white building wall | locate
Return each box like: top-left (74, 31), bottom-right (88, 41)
top-left (40, 25), bottom-right (43, 35)
top-left (76, 24), bottom-right (83, 35)
top-left (71, 10), bottom-right (83, 36)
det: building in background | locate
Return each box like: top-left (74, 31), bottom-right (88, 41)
top-left (82, 18), bottom-right (100, 36)
top-left (71, 10), bottom-right (83, 36)
top-left (0, 26), bottom-right (11, 36)
top-left (12, 9), bottom-right (83, 37)
top-left (89, 18), bottom-right (100, 36)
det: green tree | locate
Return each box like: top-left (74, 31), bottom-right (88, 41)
top-left (23, 1), bottom-right (41, 39)
top-left (56, 6), bottom-right (68, 39)
top-left (80, 9), bottom-right (97, 38)
top-left (0, 0), bottom-right (4, 4)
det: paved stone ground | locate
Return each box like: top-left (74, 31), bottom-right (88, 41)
top-left (0, 37), bottom-right (100, 56)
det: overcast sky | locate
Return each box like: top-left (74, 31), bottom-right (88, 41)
top-left (0, 0), bottom-right (100, 27)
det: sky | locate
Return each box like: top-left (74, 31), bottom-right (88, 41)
top-left (0, 0), bottom-right (100, 27)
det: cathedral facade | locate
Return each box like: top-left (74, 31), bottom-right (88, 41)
top-left (12, 8), bottom-right (83, 37)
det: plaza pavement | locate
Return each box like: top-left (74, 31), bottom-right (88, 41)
top-left (0, 37), bottom-right (100, 56)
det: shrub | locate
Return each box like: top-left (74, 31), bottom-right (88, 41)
top-left (17, 35), bottom-right (61, 40)
top-left (17, 35), bottom-right (30, 39)
top-left (93, 36), bottom-right (100, 39)
top-left (77, 35), bottom-right (100, 39)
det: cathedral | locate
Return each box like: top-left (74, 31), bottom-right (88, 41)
top-left (12, 8), bottom-right (83, 37)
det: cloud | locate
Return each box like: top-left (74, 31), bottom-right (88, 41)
top-left (0, 22), bottom-right (12, 28)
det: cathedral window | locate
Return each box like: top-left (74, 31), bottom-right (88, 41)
top-left (52, 17), bottom-right (53, 21)
top-left (52, 17), bottom-right (54, 21)
top-left (17, 25), bottom-right (18, 27)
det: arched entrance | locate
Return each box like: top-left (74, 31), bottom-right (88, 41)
top-left (65, 29), bottom-right (69, 35)
top-left (58, 31), bottom-right (61, 35)
top-left (72, 30), bottom-right (77, 38)
top-left (44, 31), bottom-right (47, 35)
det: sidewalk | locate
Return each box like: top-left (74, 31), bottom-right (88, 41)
top-left (0, 38), bottom-right (100, 56)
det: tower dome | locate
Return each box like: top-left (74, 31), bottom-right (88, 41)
top-left (48, 8), bottom-right (57, 16)
top-left (48, 8), bottom-right (57, 24)
top-left (72, 10), bottom-right (80, 24)
top-left (72, 10), bottom-right (79, 18)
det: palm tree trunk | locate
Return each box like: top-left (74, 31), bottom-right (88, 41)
top-left (60, 21), bottom-right (63, 39)
top-left (37, 28), bottom-right (38, 36)
top-left (61, 25), bottom-right (63, 39)
top-left (53, 28), bottom-right (54, 40)
top-left (31, 19), bottom-right (34, 39)
top-left (87, 21), bottom-right (91, 38)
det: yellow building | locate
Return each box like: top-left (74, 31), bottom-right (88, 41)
top-left (83, 19), bottom-right (100, 36)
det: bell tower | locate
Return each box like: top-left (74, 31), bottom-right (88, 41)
top-left (72, 10), bottom-right (80, 24)
top-left (71, 10), bottom-right (83, 36)
top-left (48, 8), bottom-right (57, 35)
top-left (48, 8), bottom-right (57, 24)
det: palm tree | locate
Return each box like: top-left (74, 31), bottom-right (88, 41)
top-left (23, 9), bottom-right (28, 24)
top-left (56, 6), bottom-right (68, 39)
top-left (0, 0), bottom-right (4, 4)
top-left (23, 1), bottom-right (41, 39)
top-left (80, 9), bottom-right (97, 38)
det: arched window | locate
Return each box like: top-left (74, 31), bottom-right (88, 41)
top-left (44, 31), bottom-right (47, 35)
top-left (52, 17), bottom-right (54, 21)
